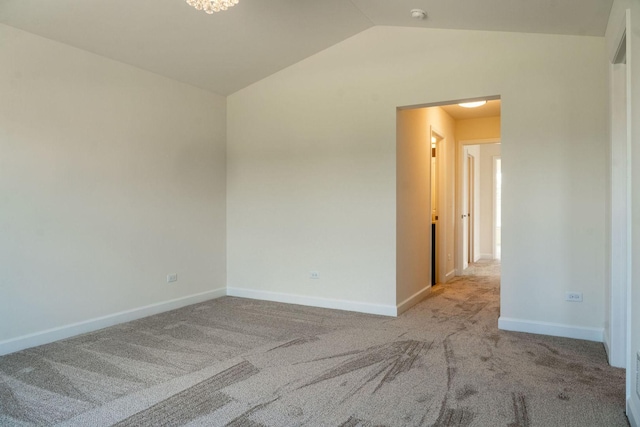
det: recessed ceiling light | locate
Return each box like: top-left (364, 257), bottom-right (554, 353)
top-left (411, 9), bottom-right (427, 20)
top-left (459, 101), bottom-right (487, 108)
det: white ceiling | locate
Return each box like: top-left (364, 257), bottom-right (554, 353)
top-left (0, 0), bottom-right (613, 95)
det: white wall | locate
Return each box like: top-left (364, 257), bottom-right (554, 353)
top-left (480, 144), bottom-right (502, 259)
top-left (227, 25), bottom-right (608, 331)
top-left (0, 25), bottom-right (227, 353)
top-left (606, 1), bottom-right (640, 425)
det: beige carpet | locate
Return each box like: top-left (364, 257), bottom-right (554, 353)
top-left (0, 264), bottom-right (628, 426)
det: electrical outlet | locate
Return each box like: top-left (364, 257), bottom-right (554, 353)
top-left (565, 292), bottom-right (583, 302)
top-left (310, 271), bottom-right (320, 280)
top-left (167, 273), bottom-right (178, 283)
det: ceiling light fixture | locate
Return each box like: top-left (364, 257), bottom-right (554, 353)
top-left (186, 0), bottom-right (239, 14)
top-left (458, 101), bottom-right (487, 108)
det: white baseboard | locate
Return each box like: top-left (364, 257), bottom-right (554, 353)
top-left (0, 288), bottom-right (226, 356)
top-left (498, 317), bottom-right (603, 342)
top-left (479, 253), bottom-right (494, 260)
top-left (444, 269), bottom-right (456, 282)
top-left (397, 285), bottom-right (431, 315)
top-left (603, 327), bottom-right (612, 361)
top-left (227, 287), bottom-right (397, 317)
top-left (629, 398), bottom-right (640, 427)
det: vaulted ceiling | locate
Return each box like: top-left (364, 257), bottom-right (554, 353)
top-left (1, 0), bottom-right (613, 96)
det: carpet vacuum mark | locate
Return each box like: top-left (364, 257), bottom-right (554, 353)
top-left (0, 262), bottom-right (629, 426)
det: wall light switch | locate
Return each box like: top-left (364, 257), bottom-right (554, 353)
top-left (167, 274), bottom-right (178, 283)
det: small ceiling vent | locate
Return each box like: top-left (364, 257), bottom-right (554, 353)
top-left (410, 9), bottom-right (427, 20)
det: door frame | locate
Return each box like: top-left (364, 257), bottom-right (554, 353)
top-left (430, 127), bottom-right (446, 284)
top-left (466, 152), bottom-right (475, 265)
top-left (456, 138), bottom-right (500, 275)
top-left (606, 8), bottom-right (631, 381)
top-left (493, 156), bottom-right (501, 260)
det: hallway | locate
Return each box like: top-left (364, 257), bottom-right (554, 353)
top-left (459, 259), bottom-right (501, 277)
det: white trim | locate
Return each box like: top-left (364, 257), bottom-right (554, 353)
top-left (607, 9), bottom-right (631, 373)
top-left (227, 287), bottom-right (397, 317)
top-left (629, 398), bottom-right (640, 427)
top-left (445, 269), bottom-right (456, 282)
top-left (0, 288), bottom-right (226, 356)
top-left (603, 326), bottom-right (612, 361)
top-left (479, 253), bottom-right (494, 260)
top-left (397, 95), bottom-right (501, 111)
top-left (625, 4), bottom-right (633, 404)
top-left (492, 155), bottom-right (501, 260)
top-left (498, 317), bottom-right (603, 342)
top-left (397, 285), bottom-right (431, 315)
top-left (609, 13), bottom-right (628, 63)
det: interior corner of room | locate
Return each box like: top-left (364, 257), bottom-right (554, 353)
top-left (1, 0), bottom-right (640, 424)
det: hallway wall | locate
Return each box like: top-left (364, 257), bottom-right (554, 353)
top-left (479, 144), bottom-right (502, 259)
top-left (456, 117), bottom-right (501, 142)
top-left (426, 106), bottom-right (457, 283)
top-left (396, 108), bottom-right (431, 309)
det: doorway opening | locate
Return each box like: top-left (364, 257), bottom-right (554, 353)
top-left (465, 151), bottom-right (476, 267)
top-left (395, 96), bottom-right (501, 310)
top-left (459, 141), bottom-right (501, 272)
